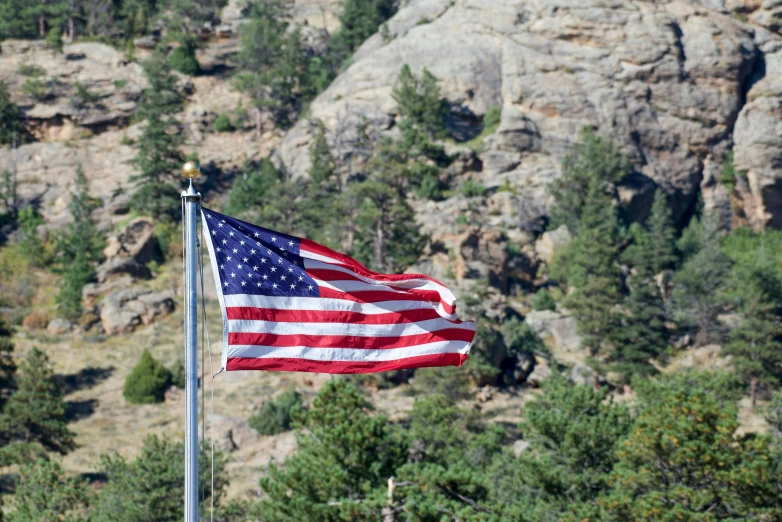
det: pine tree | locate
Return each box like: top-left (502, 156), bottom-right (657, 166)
top-left (563, 180), bottom-right (623, 360)
top-left (391, 64), bottom-right (447, 140)
top-left (600, 372), bottom-right (779, 519)
top-left (234, 4), bottom-right (309, 130)
top-left (258, 379), bottom-right (406, 521)
top-left (723, 251), bottom-right (782, 409)
top-left (349, 178), bottom-right (426, 272)
top-left (248, 387), bottom-right (302, 436)
top-left (224, 158), bottom-right (283, 222)
top-left (21, 0), bottom-right (69, 38)
top-left (7, 459), bottom-right (91, 522)
top-left (672, 212), bottom-right (732, 345)
top-left (17, 206), bottom-right (46, 267)
top-left (55, 165), bottom-right (104, 321)
top-left (130, 49), bottom-right (184, 220)
top-left (646, 188), bottom-right (678, 273)
top-left (332, 0), bottom-right (396, 56)
top-left (491, 376), bottom-right (631, 520)
top-left (0, 348), bottom-right (75, 456)
top-left (548, 127), bottom-right (631, 233)
top-left (0, 317), bottom-right (16, 409)
top-left (611, 219), bottom-right (671, 382)
top-left (91, 435), bottom-right (227, 522)
top-left (0, 81), bottom-right (22, 146)
top-left (308, 120), bottom-right (337, 188)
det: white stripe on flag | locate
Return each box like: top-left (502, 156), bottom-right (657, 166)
top-left (228, 318), bottom-right (476, 337)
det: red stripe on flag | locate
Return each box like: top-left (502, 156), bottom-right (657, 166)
top-left (225, 352), bottom-right (468, 374)
top-left (317, 287), bottom-right (456, 315)
top-left (225, 306), bottom-right (448, 324)
top-left (228, 329), bottom-right (475, 349)
top-left (300, 239), bottom-right (451, 286)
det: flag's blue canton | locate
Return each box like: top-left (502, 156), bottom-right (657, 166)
top-left (202, 208), bottom-right (320, 298)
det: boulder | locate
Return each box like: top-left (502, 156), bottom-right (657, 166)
top-left (97, 218), bottom-right (163, 283)
top-left (210, 414), bottom-right (260, 453)
top-left (99, 288), bottom-right (175, 334)
top-left (512, 439), bottom-right (531, 457)
top-left (526, 356), bottom-right (551, 387)
top-left (534, 225), bottom-right (572, 265)
top-left (46, 318), bottom-right (72, 335)
top-left (525, 310), bottom-right (583, 366)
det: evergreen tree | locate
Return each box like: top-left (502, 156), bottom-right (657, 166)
top-left (130, 49), bottom-right (185, 220)
top-left (224, 158), bottom-right (283, 222)
top-left (600, 372), bottom-right (779, 520)
top-left (91, 434), bottom-right (227, 522)
top-left (17, 205), bottom-right (46, 267)
top-left (385, 395), bottom-right (505, 521)
top-left (491, 376), bottom-right (631, 520)
top-left (55, 165), bottom-right (104, 321)
top-left (0, 317), bottom-right (16, 409)
top-left (672, 212), bottom-right (732, 345)
top-left (723, 250), bottom-right (782, 409)
top-left (332, 0), bottom-right (396, 57)
top-left (160, 0), bottom-right (223, 76)
top-left (646, 188), bottom-right (678, 273)
top-left (0, 348), bottom-right (75, 456)
top-left (7, 459), bottom-right (90, 522)
top-left (548, 127), bottom-right (631, 233)
top-left (0, 81), bottom-right (22, 146)
top-left (248, 387), bottom-right (302, 436)
top-left (349, 178), bottom-right (426, 272)
top-left (258, 379), bottom-right (406, 521)
top-left (234, 3), bottom-right (309, 130)
top-left (391, 64), bottom-right (447, 140)
top-left (123, 349), bottom-right (172, 404)
top-left (308, 120), bottom-right (337, 188)
top-left (563, 180), bottom-right (623, 360)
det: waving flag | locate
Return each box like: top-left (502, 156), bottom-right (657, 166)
top-left (201, 207), bottom-right (475, 373)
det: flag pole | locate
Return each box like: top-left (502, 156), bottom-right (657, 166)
top-left (181, 161), bottom-right (201, 522)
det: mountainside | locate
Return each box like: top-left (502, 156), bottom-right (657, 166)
top-left (3, 0), bottom-right (782, 516)
top-left (281, 0), bottom-right (782, 229)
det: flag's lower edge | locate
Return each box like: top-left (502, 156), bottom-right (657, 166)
top-left (225, 353), bottom-right (468, 374)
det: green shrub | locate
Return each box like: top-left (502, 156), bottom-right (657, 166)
top-left (73, 82), bottom-right (99, 104)
top-left (416, 172), bottom-right (443, 200)
top-left (45, 27), bottom-right (63, 53)
top-left (123, 349), bottom-right (172, 404)
top-left (532, 288), bottom-right (556, 311)
top-left (248, 387), bottom-right (302, 435)
top-left (483, 105), bottom-right (501, 135)
top-left (410, 366), bottom-right (472, 402)
top-left (113, 79), bottom-right (129, 89)
top-left (16, 64), bottom-right (46, 77)
top-left (170, 359), bottom-right (186, 389)
top-left (168, 45), bottom-right (200, 76)
top-left (22, 78), bottom-right (50, 102)
top-left (213, 113), bottom-right (234, 132)
top-left (459, 179), bottom-right (486, 198)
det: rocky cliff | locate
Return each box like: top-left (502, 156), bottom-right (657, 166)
top-left (279, 0), bottom-right (782, 230)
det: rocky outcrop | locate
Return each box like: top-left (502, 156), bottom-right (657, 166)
top-left (278, 0), bottom-right (782, 227)
top-left (0, 41), bottom-right (145, 140)
top-left (98, 288), bottom-right (176, 335)
top-left (97, 218), bottom-right (163, 283)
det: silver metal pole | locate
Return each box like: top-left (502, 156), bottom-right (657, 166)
top-left (182, 172), bottom-right (201, 522)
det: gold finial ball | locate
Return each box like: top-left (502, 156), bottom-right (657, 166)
top-left (182, 161), bottom-right (200, 179)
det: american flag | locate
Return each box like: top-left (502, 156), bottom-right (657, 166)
top-left (201, 207), bottom-right (475, 373)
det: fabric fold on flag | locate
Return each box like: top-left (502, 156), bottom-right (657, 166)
top-left (200, 207), bottom-right (475, 374)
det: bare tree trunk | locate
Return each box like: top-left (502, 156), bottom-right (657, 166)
top-left (254, 107), bottom-right (262, 137)
top-left (382, 477), bottom-right (396, 522)
top-left (68, 17), bottom-right (75, 41)
top-left (39, 0), bottom-right (47, 38)
top-left (375, 217), bottom-right (385, 272)
top-left (751, 377), bottom-right (758, 412)
top-left (593, 372), bottom-right (600, 391)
